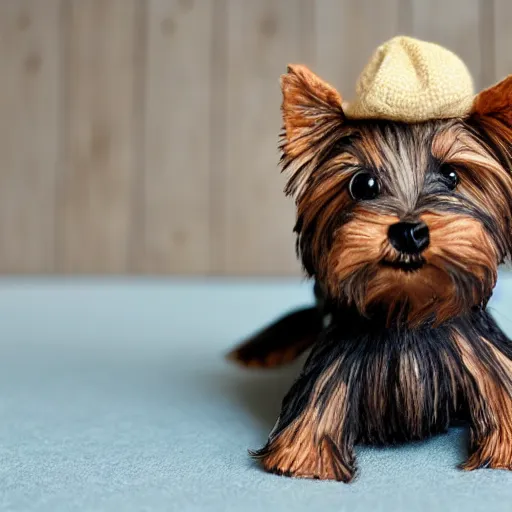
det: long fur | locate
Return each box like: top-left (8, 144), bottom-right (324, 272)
top-left (253, 308), bottom-right (512, 480)
top-left (231, 66), bottom-right (512, 481)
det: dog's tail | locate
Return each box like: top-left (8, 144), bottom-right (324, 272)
top-left (227, 282), bottom-right (330, 368)
top-left (227, 283), bottom-right (328, 368)
top-left (226, 306), bottom-right (323, 368)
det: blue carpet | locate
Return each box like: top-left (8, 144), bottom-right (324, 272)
top-left (0, 274), bottom-right (512, 511)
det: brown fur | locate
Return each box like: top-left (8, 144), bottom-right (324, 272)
top-left (473, 74), bottom-right (512, 126)
top-left (454, 333), bottom-right (512, 470)
top-left (227, 307), bottom-right (321, 368)
top-left (280, 65), bottom-right (345, 199)
top-left (234, 66), bottom-right (512, 481)
top-left (254, 357), bottom-right (354, 481)
top-left (283, 67), bottom-right (512, 326)
top-left (324, 209), bottom-right (496, 326)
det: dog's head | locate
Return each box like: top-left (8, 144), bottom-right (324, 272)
top-left (280, 65), bottom-right (512, 326)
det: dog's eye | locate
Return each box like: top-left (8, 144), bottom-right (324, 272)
top-left (439, 164), bottom-right (459, 190)
top-left (349, 171), bottom-right (380, 200)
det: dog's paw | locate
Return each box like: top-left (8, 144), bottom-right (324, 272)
top-left (461, 454), bottom-right (512, 471)
top-left (255, 436), bottom-right (356, 482)
top-left (461, 440), bottom-right (512, 471)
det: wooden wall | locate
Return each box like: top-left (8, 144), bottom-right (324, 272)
top-left (0, 0), bottom-right (508, 275)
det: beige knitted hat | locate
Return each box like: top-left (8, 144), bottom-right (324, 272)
top-left (344, 36), bottom-right (475, 122)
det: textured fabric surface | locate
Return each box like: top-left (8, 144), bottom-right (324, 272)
top-left (344, 36), bottom-right (475, 122)
top-left (1, 276), bottom-right (512, 511)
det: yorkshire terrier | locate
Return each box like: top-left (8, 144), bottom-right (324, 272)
top-left (228, 41), bottom-right (512, 481)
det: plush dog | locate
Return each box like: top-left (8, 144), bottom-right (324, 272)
top-left (228, 36), bottom-right (512, 482)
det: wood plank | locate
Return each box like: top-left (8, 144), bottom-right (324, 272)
top-left (209, 0), bottom-right (227, 274)
top-left (314, 0), bottom-right (401, 103)
top-left (224, 0), bottom-right (312, 275)
top-left (0, 0), bottom-right (61, 273)
top-left (479, 0), bottom-right (496, 89)
top-left (57, 0), bottom-right (143, 273)
top-left (409, 0), bottom-right (482, 90)
top-left (493, 1), bottom-right (511, 85)
top-left (142, 0), bottom-right (213, 274)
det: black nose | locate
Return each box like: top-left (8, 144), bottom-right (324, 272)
top-left (388, 222), bottom-right (430, 254)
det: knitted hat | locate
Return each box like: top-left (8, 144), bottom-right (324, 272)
top-left (344, 36), bottom-right (475, 122)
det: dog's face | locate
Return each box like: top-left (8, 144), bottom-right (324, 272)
top-left (280, 66), bottom-right (512, 326)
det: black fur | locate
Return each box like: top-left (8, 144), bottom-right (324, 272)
top-left (253, 301), bottom-right (512, 466)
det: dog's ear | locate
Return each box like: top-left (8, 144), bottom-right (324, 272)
top-left (280, 65), bottom-right (344, 159)
top-left (280, 65), bottom-right (345, 198)
top-left (473, 75), bottom-right (512, 126)
top-left (471, 76), bottom-right (512, 257)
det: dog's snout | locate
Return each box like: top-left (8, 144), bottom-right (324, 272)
top-left (388, 221), bottom-right (430, 254)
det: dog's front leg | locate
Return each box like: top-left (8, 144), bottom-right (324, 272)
top-left (251, 342), bottom-right (357, 481)
top-left (455, 332), bottom-right (512, 470)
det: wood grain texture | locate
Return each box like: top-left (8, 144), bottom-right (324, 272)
top-left (56, 0), bottom-right (143, 273)
top-left (142, 0), bottom-right (212, 274)
top-left (223, 0), bottom-right (312, 275)
top-left (314, 0), bottom-right (401, 102)
top-left (0, 0), bottom-right (501, 275)
top-left (0, 0), bottom-right (61, 273)
top-left (409, 0), bottom-right (482, 90)
top-left (493, 0), bottom-right (511, 85)
top-left (209, 0), bottom-right (227, 274)
top-left (479, 0), bottom-right (496, 89)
